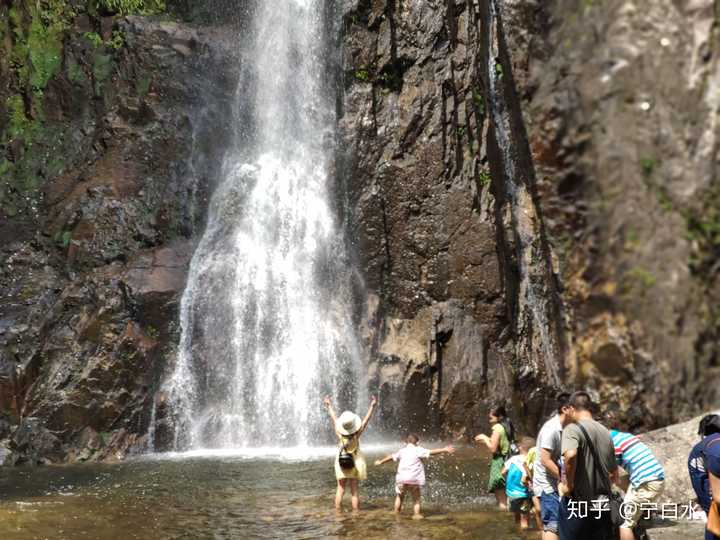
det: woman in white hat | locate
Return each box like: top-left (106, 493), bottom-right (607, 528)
top-left (323, 394), bottom-right (378, 512)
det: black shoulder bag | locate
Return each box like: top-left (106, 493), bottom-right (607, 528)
top-left (576, 423), bottom-right (624, 528)
top-left (338, 440), bottom-right (355, 470)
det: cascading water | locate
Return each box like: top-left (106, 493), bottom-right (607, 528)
top-left (161, 0), bottom-right (363, 450)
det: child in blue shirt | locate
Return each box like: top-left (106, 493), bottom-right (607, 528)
top-left (502, 437), bottom-right (534, 531)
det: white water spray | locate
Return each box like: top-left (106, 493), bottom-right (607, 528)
top-left (161, 0), bottom-right (362, 449)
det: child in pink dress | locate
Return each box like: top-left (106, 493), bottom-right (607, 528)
top-left (375, 434), bottom-right (455, 518)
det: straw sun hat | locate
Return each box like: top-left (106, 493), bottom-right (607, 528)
top-left (336, 411), bottom-right (362, 436)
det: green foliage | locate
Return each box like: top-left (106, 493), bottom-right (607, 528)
top-left (27, 6), bottom-right (66, 91)
top-left (84, 30), bottom-right (125, 50)
top-left (494, 61), bottom-right (503, 78)
top-left (0, 159), bottom-right (12, 177)
top-left (6, 95), bottom-right (30, 139)
top-left (94, 0), bottom-right (166, 15)
top-left (478, 170), bottom-right (491, 186)
top-left (54, 230), bottom-right (72, 247)
top-left (353, 69), bottom-right (370, 82)
top-left (92, 53), bottom-right (114, 94)
top-left (623, 229), bottom-right (640, 252)
top-left (687, 209), bottom-right (720, 274)
top-left (146, 325), bottom-right (160, 339)
top-left (67, 58), bottom-right (87, 84)
top-left (472, 88), bottom-right (485, 116)
top-left (107, 30), bottom-right (125, 50)
top-left (640, 157), bottom-right (656, 177)
top-left (656, 188), bottom-right (674, 213)
top-left (9, 7), bottom-right (31, 86)
top-left (83, 31), bottom-right (104, 48)
top-left (623, 266), bottom-right (657, 293)
top-left (1, 0), bottom-right (165, 221)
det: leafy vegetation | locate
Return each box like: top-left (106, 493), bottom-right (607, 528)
top-left (145, 325), bottom-right (160, 339)
top-left (353, 69), bottom-right (370, 82)
top-left (655, 188), bottom-right (674, 213)
top-left (0, 0), bottom-right (167, 219)
top-left (94, 0), bottom-right (166, 15)
top-left (640, 156), bottom-right (656, 177)
top-left (687, 207), bottom-right (720, 274)
top-left (622, 266), bottom-right (657, 295)
top-left (494, 61), bottom-right (503, 78)
top-left (472, 88), bottom-right (485, 116)
top-left (623, 228), bottom-right (640, 252)
top-left (83, 31), bottom-right (104, 48)
top-left (478, 170), bottom-right (491, 187)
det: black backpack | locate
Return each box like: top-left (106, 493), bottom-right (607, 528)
top-left (338, 443), bottom-right (355, 470)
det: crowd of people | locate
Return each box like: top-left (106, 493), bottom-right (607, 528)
top-left (321, 392), bottom-right (720, 540)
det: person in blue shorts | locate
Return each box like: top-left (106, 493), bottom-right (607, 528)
top-left (689, 414), bottom-right (720, 540)
top-left (532, 393), bottom-right (571, 540)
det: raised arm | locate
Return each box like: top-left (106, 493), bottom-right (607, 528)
top-left (359, 395), bottom-right (378, 433)
top-left (374, 453), bottom-right (394, 466)
top-left (323, 395), bottom-right (338, 426)
top-left (429, 445), bottom-right (455, 456)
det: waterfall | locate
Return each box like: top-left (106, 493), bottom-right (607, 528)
top-left (161, 0), bottom-right (362, 449)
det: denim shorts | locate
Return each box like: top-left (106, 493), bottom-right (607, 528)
top-left (540, 492), bottom-right (560, 533)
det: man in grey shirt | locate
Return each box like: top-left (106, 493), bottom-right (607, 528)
top-left (533, 393), bottom-right (570, 540)
top-left (558, 391), bottom-right (618, 540)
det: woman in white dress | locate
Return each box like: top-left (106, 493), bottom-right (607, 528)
top-left (323, 394), bottom-right (378, 512)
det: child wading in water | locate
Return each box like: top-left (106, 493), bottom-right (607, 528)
top-left (323, 395), bottom-right (378, 512)
top-left (502, 436), bottom-right (535, 532)
top-left (375, 434), bottom-right (455, 519)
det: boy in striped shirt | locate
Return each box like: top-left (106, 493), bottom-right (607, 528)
top-left (610, 430), bottom-right (666, 540)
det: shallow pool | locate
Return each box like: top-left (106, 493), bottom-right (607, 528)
top-left (0, 446), bottom-right (537, 539)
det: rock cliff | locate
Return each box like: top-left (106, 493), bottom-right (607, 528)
top-left (1, 0), bottom-right (720, 462)
top-left (0, 1), bottom-right (238, 463)
top-left (341, 0), bottom-right (720, 439)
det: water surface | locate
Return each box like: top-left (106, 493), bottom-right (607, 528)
top-left (0, 447), bottom-right (536, 539)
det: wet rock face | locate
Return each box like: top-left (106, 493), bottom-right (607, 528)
top-left (524, 0), bottom-right (720, 427)
top-left (340, 0), bottom-right (564, 438)
top-left (342, 0), bottom-right (720, 437)
top-left (0, 14), bottom-right (237, 464)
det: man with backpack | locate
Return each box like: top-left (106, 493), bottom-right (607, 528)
top-left (557, 391), bottom-right (618, 540)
